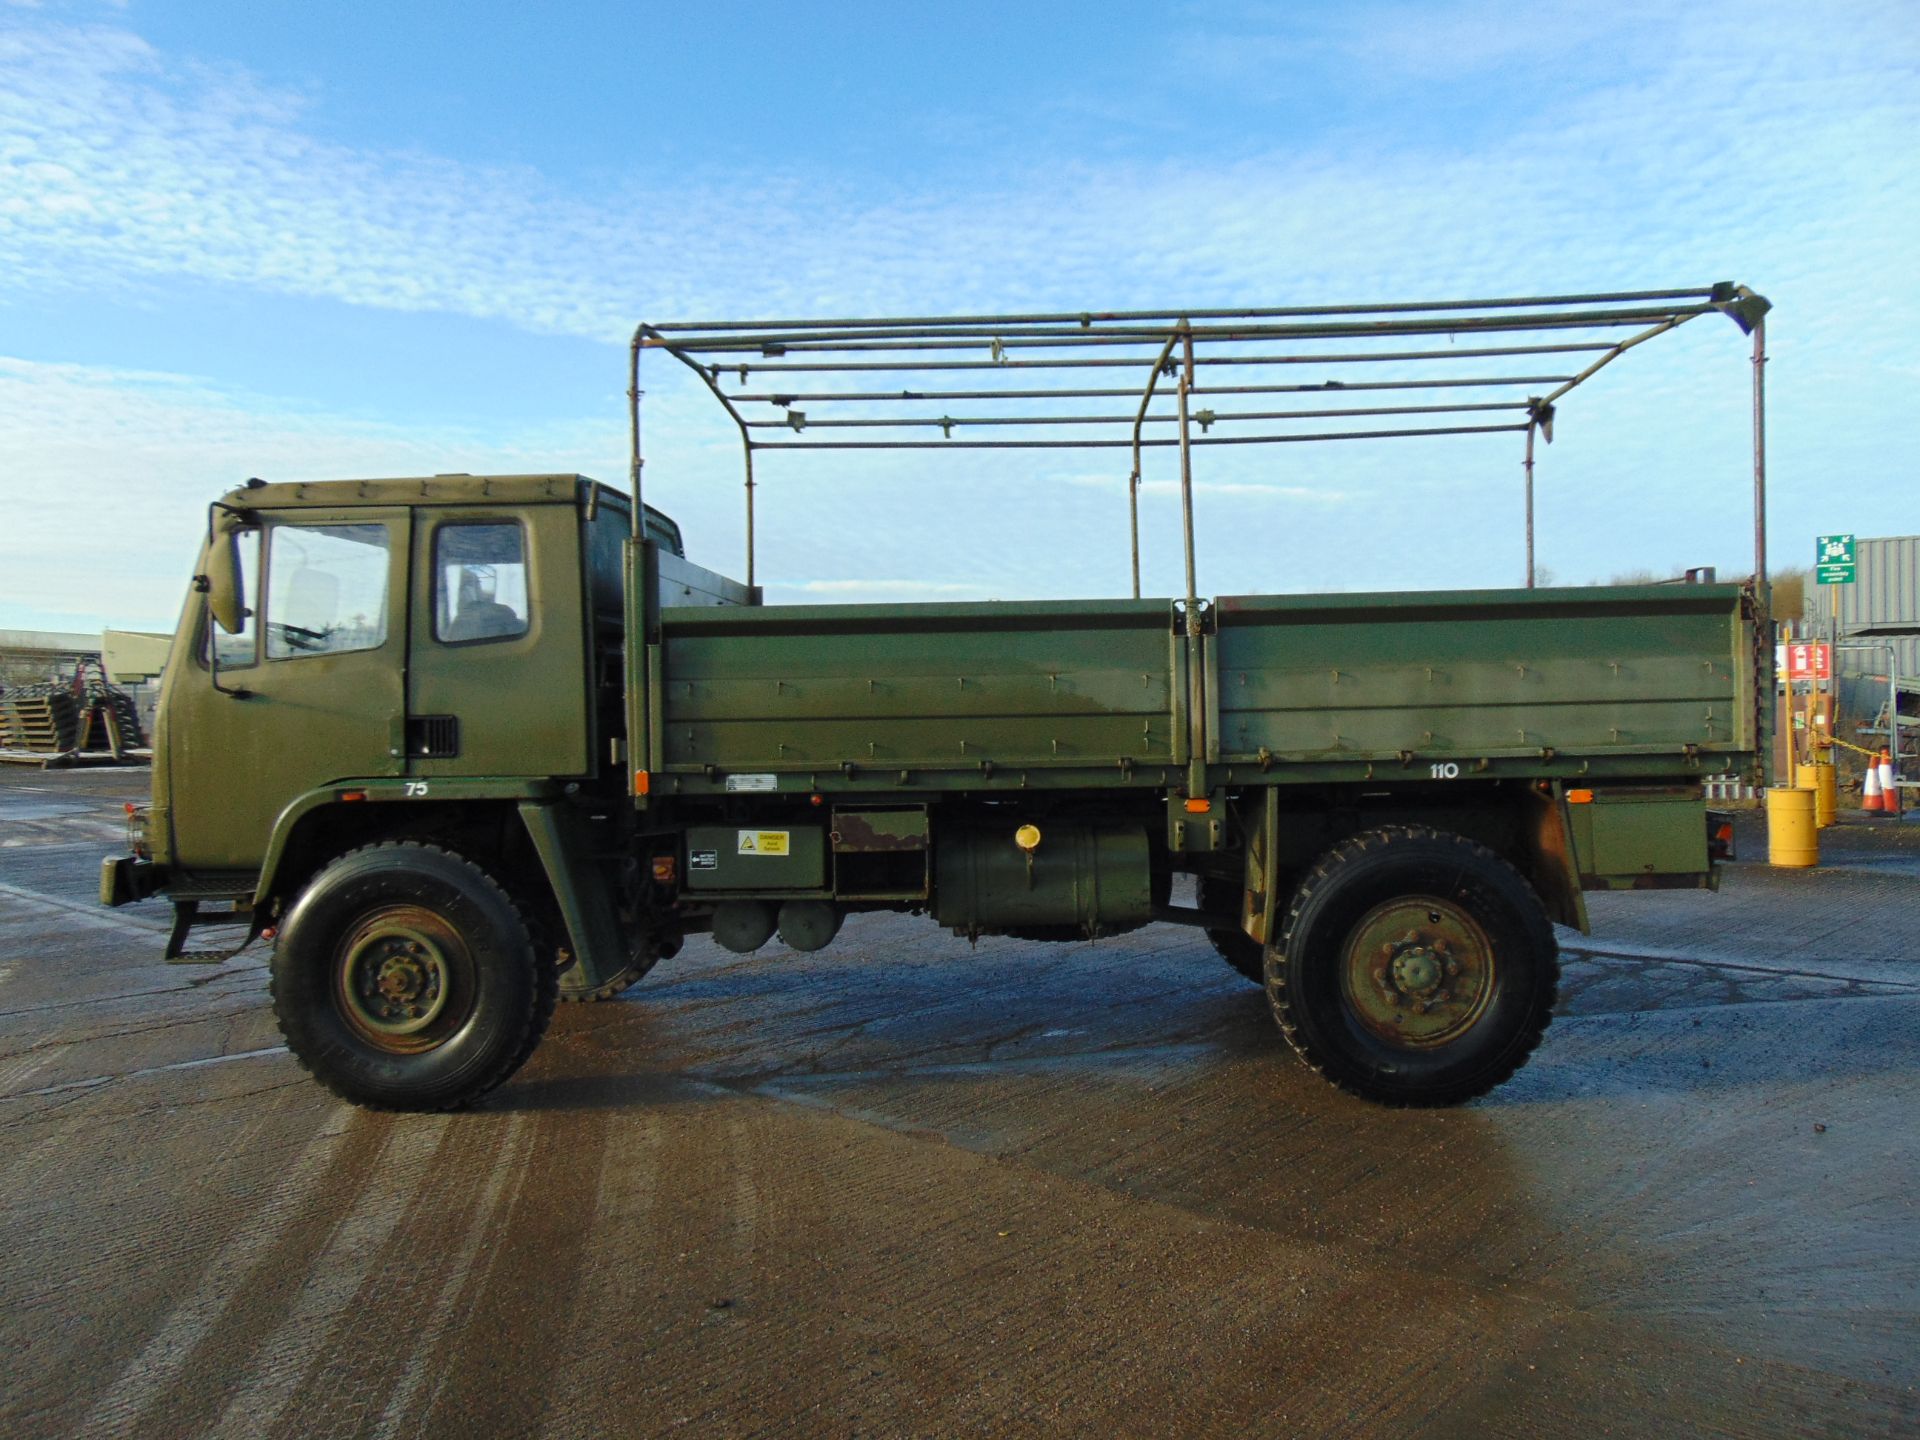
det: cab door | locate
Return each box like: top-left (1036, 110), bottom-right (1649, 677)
top-left (166, 508), bottom-right (411, 872)
top-left (405, 503), bottom-right (589, 780)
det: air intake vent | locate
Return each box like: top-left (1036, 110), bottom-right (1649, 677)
top-left (406, 715), bottom-right (460, 758)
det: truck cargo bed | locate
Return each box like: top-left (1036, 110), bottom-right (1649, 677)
top-left (643, 583), bottom-right (1757, 795)
top-left (1212, 584), bottom-right (1756, 775)
top-left (652, 599), bottom-right (1184, 788)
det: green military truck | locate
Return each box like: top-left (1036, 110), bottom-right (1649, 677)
top-left (102, 287), bottom-right (1773, 1111)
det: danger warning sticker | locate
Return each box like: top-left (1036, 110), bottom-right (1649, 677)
top-left (737, 830), bottom-right (790, 856)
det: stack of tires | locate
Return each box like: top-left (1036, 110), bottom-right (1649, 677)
top-left (0, 670), bottom-right (146, 759)
top-left (0, 684), bottom-right (82, 754)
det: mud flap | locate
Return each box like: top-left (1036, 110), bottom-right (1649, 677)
top-left (1520, 782), bottom-right (1590, 933)
top-left (517, 801), bottom-right (629, 992)
top-left (1239, 788), bottom-right (1282, 946)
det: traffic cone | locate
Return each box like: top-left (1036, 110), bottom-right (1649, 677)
top-left (1863, 759), bottom-right (1885, 813)
top-left (1880, 751), bottom-right (1902, 816)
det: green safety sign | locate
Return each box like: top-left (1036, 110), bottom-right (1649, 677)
top-left (1816, 533), bottom-right (1855, 585)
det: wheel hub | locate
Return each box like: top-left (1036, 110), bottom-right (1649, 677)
top-left (1389, 941), bottom-right (1446, 998)
top-left (1343, 899), bottom-right (1495, 1048)
top-left (338, 915), bottom-right (455, 1043)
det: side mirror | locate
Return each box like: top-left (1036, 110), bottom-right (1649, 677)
top-left (206, 514), bottom-right (248, 635)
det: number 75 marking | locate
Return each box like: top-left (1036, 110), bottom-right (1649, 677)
top-left (404, 781), bottom-right (431, 798)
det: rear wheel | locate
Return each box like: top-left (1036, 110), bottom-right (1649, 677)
top-left (1268, 826), bottom-right (1557, 1106)
top-left (559, 960), bottom-right (646, 1003)
top-left (557, 934), bottom-right (676, 1002)
top-left (271, 842), bottom-right (555, 1111)
top-left (1197, 876), bottom-right (1264, 984)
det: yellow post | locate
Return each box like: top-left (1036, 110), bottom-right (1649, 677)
top-left (1811, 757), bottom-right (1838, 828)
top-left (1797, 740), bottom-right (1840, 828)
top-left (1767, 785), bottom-right (1818, 867)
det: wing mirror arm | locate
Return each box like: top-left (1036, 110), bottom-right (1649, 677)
top-left (201, 500), bottom-right (257, 699)
top-left (193, 576), bottom-right (253, 700)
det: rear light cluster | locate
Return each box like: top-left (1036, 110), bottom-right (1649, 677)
top-left (124, 803), bottom-right (150, 860)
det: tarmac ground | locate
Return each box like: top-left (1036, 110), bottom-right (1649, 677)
top-left (1, 764), bottom-right (1916, 1439)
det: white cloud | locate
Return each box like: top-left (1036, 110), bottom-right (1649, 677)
top-left (4, 8), bottom-right (1915, 348)
top-left (0, 355), bottom-right (624, 628)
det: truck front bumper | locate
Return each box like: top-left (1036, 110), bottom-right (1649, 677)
top-left (100, 855), bottom-right (164, 908)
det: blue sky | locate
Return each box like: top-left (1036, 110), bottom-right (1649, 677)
top-left (2, 0), bottom-right (1918, 632)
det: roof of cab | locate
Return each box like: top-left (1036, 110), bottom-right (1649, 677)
top-left (219, 473), bottom-right (619, 510)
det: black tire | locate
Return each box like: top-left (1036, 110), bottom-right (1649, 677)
top-left (1197, 876), bottom-right (1265, 985)
top-left (559, 961), bottom-right (647, 1003)
top-left (557, 934), bottom-right (676, 1003)
top-left (1267, 825), bottom-right (1558, 1107)
top-left (270, 842), bottom-right (556, 1111)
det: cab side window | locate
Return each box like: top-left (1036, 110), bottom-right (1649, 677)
top-left (265, 524), bottom-right (390, 659)
top-left (204, 527), bottom-right (262, 669)
top-left (434, 523), bottom-right (529, 644)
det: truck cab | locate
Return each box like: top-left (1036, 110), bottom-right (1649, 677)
top-left (114, 475), bottom-right (688, 968)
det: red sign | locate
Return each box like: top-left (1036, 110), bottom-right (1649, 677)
top-left (1786, 642), bottom-right (1830, 680)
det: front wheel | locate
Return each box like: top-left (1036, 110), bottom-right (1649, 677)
top-left (271, 842), bottom-right (556, 1111)
top-left (1268, 826), bottom-right (1558, 1107)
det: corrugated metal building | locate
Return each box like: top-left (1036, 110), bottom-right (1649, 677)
top-left (1831, 534), bottom-right (1920, 635)
top-left (0, 629), bottom-right (100, 690)
top-left (1813, 534), bottom-right (1919, 754)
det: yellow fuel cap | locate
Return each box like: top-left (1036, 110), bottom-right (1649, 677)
top-left (1014, 823), bottom-right (1042, 852)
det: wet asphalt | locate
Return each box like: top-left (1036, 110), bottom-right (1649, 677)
top-left (0, 765), bottom-right (1916, 1439)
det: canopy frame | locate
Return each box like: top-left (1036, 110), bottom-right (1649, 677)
top-left (627, 284), bottom-right (1771, 605)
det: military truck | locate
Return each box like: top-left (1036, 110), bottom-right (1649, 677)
top-left (102, 287), bottom-right (1773, 1111)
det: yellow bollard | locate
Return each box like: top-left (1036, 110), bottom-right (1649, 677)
top-left (1767, 785), bottom-right (1818, 867)
top-left (1794, 757), bottom-right (1838, 828)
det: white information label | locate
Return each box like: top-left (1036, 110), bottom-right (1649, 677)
top-left (724, 773), bottom-right (778, 793)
